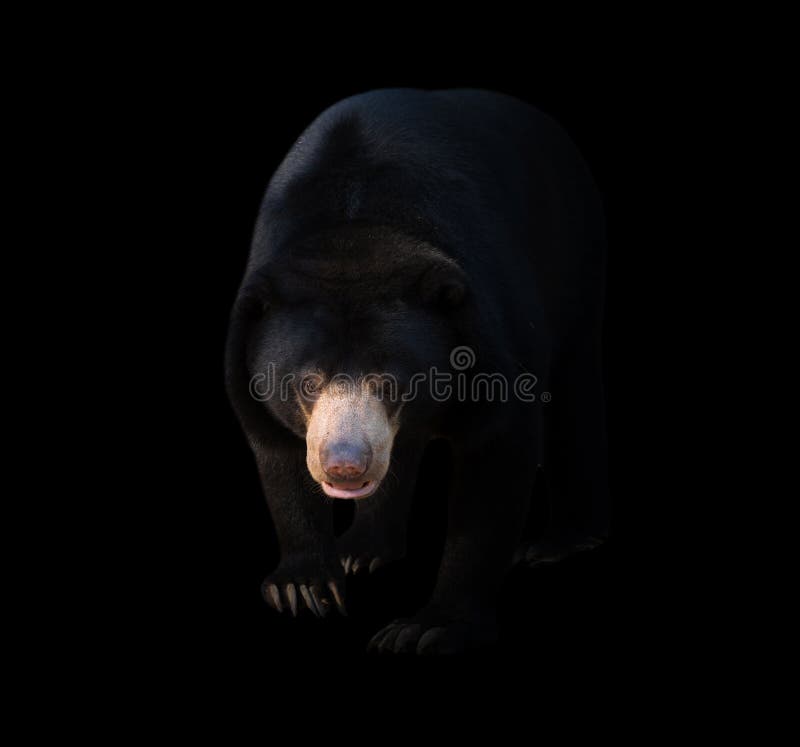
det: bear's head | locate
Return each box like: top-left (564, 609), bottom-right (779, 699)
top-left (232, 226), bottom-right (468, 499)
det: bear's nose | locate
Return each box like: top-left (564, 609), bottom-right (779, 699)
top-left (321, 440), bottom-right (372, 482)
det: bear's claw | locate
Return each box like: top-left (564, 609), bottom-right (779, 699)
top-left (265, 584), bottom-right (283, 613)
top-left (514, 533), bottom-right (606, 567)
top-left (285, 583), bottom-right (298, 616)
top-left (337, 525), bottom-right (406, 577)
top-left (327, 580), bottom-right (346, 614)
top-left (367, 608), bottom-right (496, 655)
top-left (339, 550), bottom-right (401, 575)
top-left (340, 554), bottom-right (387, 575)
top-left (262, 561), bottom-right (346, 617)
top-left (298, 584), bottom-right (318, 616)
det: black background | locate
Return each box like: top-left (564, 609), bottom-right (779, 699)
top-left (103, 54), bottom-right (660, 676)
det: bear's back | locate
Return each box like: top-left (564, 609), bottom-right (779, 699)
top-left (251, 89), bottom-right (605, 343)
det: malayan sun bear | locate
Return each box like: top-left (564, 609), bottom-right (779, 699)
top-left (226, 88), bottom-right (609, 654)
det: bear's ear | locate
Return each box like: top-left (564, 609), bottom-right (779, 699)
top-left (419, 258), bottom-right (468, 309)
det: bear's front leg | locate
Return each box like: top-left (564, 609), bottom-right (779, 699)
top-left (368, 431), bottom-right (536, 653)
top-left (337, 438), bottom-right (425, 575)
top-left (256, 446), bottom-right (346, 617)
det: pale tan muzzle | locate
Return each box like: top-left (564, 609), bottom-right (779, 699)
top-left (304, 380), bottom-right (398, 499)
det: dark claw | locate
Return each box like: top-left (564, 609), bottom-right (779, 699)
top-left (394, 624), bottom-right (421, 653)
top-left (351, 558), bottom-right (362, 574)
top-left (328, 580), bottom-right (347, 616)
top-left (299, 584), bottom-right (319, 617)
top-left (368, 557), bottom-right (383, 574)
top-left (310, 586), bottom-right (329, 618)
top-left (367, 625), bottom-right (396, 653)
top-left (417, 627), bottom-right (449, 654)
top-left (377, 624), bottom-right (404, 653)
top-left (285, 583), bottom-right (298, 617)
top-left (343, 556), bottom-right (352, 575)
top-left (526, 547), bottom-right (559, 564)
top-left (266, 584), bottom-right (283, 612)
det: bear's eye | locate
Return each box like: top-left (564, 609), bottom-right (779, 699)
top-left (364, 376), bottom-right (399, 401)
top-left (298, 372), bottom-right (325, 399)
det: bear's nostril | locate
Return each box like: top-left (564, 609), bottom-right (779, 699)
top-left (321, 440), bottom-right (371, 482)
top-left (328, 464), bottom-right (362, 479)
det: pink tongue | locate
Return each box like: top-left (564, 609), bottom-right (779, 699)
top-left (329, 480), bottom-right (366, 490)
top-left (322, 480), bottom-right (375, 499)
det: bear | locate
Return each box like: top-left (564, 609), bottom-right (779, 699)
top-left (225, 88), bottom-right (609, 654)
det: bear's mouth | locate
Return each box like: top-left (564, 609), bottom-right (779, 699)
top-left (322, 479), bottom-right (378, 499)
